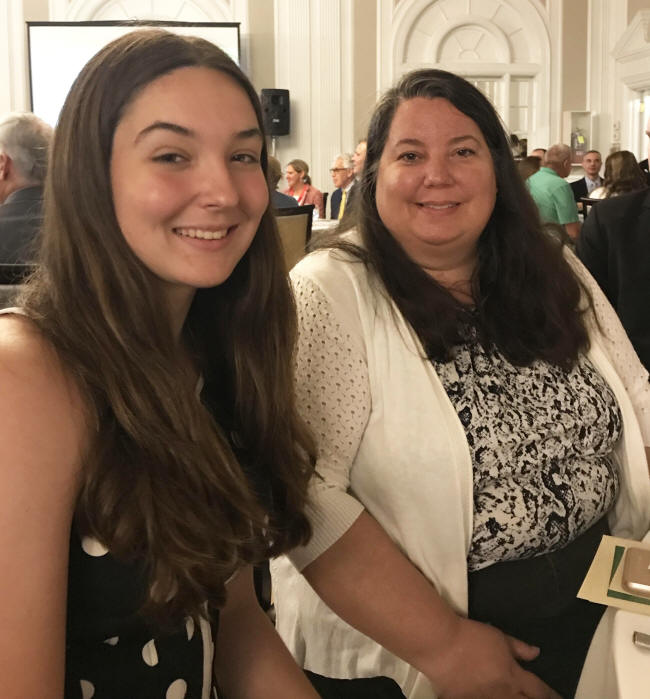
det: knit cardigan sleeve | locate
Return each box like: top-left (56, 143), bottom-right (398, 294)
top-left (285, 261), bottom-right (371, 571)
top-left (567, 248), bottom-right (650, 445)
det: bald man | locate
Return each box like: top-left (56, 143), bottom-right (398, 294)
top-left (526, 143), bottom-right (580, 240)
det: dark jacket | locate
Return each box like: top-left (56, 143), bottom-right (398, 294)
top-left (272, 190), bottom-right (297, 209)
top-left (329, 188), bottom-right (342, 219)
top-left (337, 181), bottom-right (360, 226)
top-left (0, 186), bottom-right (43, 264)
top-left (577, 188), bottom-right (650, 371)
top-left (570, 176), bottom-right (603, 203)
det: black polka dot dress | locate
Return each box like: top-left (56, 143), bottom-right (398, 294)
top-left (64, 526), bottom-right (219, 699)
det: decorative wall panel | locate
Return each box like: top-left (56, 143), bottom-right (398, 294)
top-left (379, 0), bottom-right (557, 151)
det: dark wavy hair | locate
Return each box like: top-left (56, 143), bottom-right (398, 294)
top-left (329, 68), bottom-right (591, 368)
top-left (19, 28), bottom-right (315, 624)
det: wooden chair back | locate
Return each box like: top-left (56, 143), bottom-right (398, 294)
top-left (274, 204), bottom-right (314, 271)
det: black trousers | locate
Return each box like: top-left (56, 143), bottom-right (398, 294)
top-left (468, 516), bottom-right (608, 698)
top-left (305, 671), bottom-right (405, 699)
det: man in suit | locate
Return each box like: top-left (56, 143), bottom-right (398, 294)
top-left (526, 143), bottom-right (580, 240)
top-left (570, 150), bottom-right (603, 203)
top-left (338, 138), bottom-right (367, 222)
top-left (0, 112), bottom-right (52, 265)
top-left (328, 153), bottom-right (354, 220)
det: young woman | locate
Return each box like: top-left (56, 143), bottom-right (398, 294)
top-left (0, 29), bottom-right (318, 698)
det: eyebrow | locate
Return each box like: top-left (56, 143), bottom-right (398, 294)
top-left (236, 127), bottom-right (264, 141)
top-left (392, 134), bottom-right (481, 148)
top-left (135, 121), bottom-right (193, 143)
top-left (134, 122), bottom-right (263, 144)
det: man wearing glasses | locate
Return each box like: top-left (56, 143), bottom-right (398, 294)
top-left (329, 153), bottom-right (355, 220)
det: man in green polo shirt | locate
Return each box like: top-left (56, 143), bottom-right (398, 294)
top-left (526, 143), bottom-right (580, 240)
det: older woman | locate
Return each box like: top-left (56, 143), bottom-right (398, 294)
top-left (271, 69), bottom-right (650, 699)
top-left (283, 158), bottom-right (325, 218)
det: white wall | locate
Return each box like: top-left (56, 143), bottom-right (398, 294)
top-left (1, 0), bottom-right (649, 191)
top-left (0, 0), bottom-right (30, 113)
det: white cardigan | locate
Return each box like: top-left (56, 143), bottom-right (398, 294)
top-left (271, 240), bottom-right (650, 698)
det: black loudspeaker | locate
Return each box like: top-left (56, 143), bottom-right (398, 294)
top-left (261, 88), bottom-right (290, 136)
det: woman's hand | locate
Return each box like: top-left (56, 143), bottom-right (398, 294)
top-left (428, 617), bottom-right (561, 699)
top-left (303, 512), bottom-right (560, 699)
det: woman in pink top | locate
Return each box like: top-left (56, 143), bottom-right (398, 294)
top-left (283, 159), bottom-right (324, 218)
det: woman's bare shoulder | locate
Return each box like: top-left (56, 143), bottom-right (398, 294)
top-left (0, 314), bottom-right (88, 693)
top-left (0, 312), bottom-right (75, 379)
top-left (0, 313), bottom-right (89, 469)
top-left (0, 311), bottom-right (55, 354)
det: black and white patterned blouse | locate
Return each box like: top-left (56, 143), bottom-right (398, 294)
top-left (432, 333), bottom-right (622, 572)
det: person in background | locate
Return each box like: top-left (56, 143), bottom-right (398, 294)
top-left (351, 138), bottom-right (367, 179)
top-left (283, 158), bottom-right (324, 219)
top-left (0, 112), bottom-right (53, 265)
top-left (570, 150), bottom-right (603, 203)
top-left (517, 154), bottom-right (542, 181)
top-left (271, 68), bottom-right (650, 699)
top-left (348, 138), bottom-right (367, 200)
top-left (530, 147), bottom-right (547, 164)
top-left (0, 29), bottom-right (319, 698)
top-left (578, 138), bottom-right (650, 372)
top-left (267, 154), bottom-right (296, 209)
top-left (527, 143), bottom-right (581, 240)
top-left (335, 139), bottom-right (368, 228)
top-left (329, 153), bottom-right (355, 220)
top-left (639, 116), bottom-right (650, 185)
top-left (509, 133), bottom-right (524, 159)
top-left (640, 156), bottom-right (649, 179)
top-left (588, 150), bottom-right (647, 200)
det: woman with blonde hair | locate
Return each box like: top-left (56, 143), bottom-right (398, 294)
top-left (283, 158), bottom-right (325, 218)
top-left (0, 29), bottom-right (318, 698)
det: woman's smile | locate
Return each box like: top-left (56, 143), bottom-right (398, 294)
top-left (110, 65), bottom-right (269, 315)
top-left (376, 97), bottom-right (496, 278)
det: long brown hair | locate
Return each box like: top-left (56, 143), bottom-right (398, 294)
top-left (330, 69), bottom-right (591, 369)
top-left (602, 150), bottom-right (647, 196)
top-left (20, 29), bottom-right (314, 624)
